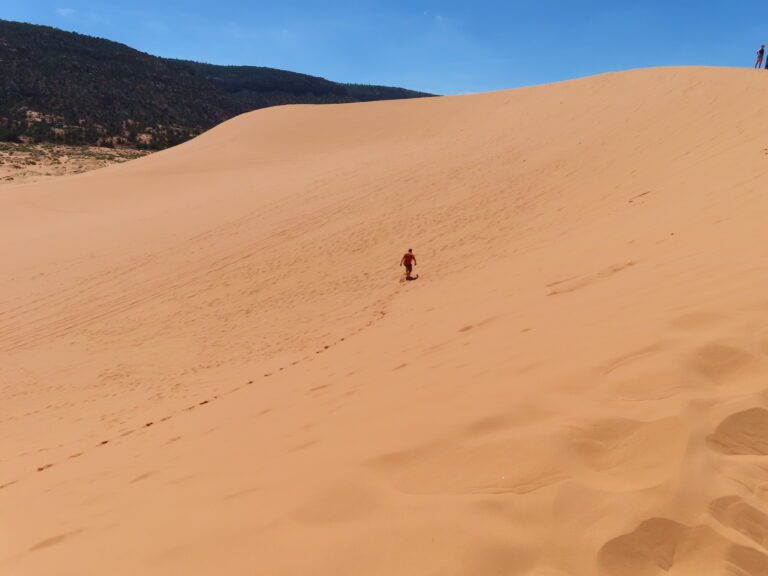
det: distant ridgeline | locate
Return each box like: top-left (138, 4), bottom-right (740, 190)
top-left (0, 19), bottom-right (433, 149)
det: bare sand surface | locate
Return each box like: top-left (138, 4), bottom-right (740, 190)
top-left (2, 67), bottom-right (768, 575)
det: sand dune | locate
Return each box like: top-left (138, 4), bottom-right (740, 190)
top-left (2, 66), bottom-right (768, 575)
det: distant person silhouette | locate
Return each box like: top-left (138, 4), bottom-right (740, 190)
top-left (757, 45), bottom-right (765, 69)
top-left (400, 249), bottom-right (417, 279)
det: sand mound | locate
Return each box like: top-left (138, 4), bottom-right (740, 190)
top-left (3, 67), bottom-right (768, 575)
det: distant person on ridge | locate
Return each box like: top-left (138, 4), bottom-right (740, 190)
top-left (400, 249), bottom-right (417, 280)
top-left (757, 44), bottom-right (765, 69)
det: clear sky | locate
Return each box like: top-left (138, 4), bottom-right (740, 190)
top-left (0, 1), bottom-right (763, 95)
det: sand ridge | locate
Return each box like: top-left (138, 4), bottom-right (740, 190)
top-left (2, 66), bottom-right (768, 575)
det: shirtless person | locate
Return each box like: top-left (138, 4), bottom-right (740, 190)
top-left (400, 248), bottom-right (417, 279)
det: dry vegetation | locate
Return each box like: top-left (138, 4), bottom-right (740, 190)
top-left (0, 142), bottom-right (149, 185)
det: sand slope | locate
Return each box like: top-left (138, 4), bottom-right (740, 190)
top-left (2, 67), bottom-right (768, 575)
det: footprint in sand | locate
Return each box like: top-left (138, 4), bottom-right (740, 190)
top-left (598, 518), bottom-right (688, 575)
top-left (567, 417), bottom-right (687, 489)
top-left (708, 407), bottom-right (768, 455)
top-left (598, 517), bottom-right (768, 576)
top-left (371, 435), bottom-right (564, 496)
top-left (667, 311), bottom-right (725, 332)
top-left (710, 496), bottom-right (768, 549)
top-left (547, 261), bottom-right (636, 296)
top-left (28, 530), bottom-right (83, 552)
top-left (689, 342), bottom-right (758, 387)
top-left (130, 472), bottom-right (155, 484)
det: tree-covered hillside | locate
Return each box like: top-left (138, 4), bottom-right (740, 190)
top-left (0, 20), bottom-right (433, 149)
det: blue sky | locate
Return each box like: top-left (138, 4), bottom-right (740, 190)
top-left (0, 1), bottom-right (763, 94)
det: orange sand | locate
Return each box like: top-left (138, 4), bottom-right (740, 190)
top-left (2, 67), bottom-right (768, 575)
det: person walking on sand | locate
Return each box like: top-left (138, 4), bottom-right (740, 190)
top-left (400, 248), bottom-right (417, 279)
top-left (757, 44), bottom-right (765, 69)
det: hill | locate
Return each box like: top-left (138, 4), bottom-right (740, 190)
top-left (0, 19), bottom-right (432, 149)
top-left (2, 67), bottom-right (768, 575)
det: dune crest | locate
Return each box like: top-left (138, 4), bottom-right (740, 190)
top-left (2, 67), bottom-right (768, 575)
